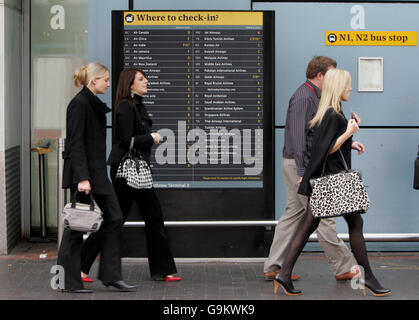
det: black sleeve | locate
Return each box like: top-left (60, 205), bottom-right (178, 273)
top-left (298, 109), bottom-right (342, 195)
top-left (116, 100), bottom-right (154, 150)
top-left (66, 99), bottom-right (90, 184)
top-left (310, 110), bottom-right (342, 175)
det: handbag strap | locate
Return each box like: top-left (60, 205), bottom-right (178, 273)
top-left (128, 106), bottom-right (145, 160)
top-left (320, 148), bottom-right (349, 175)
top-left (71, 190), bottom-right (95, 211)
top-left (129, 137), bottom-right (135, 152)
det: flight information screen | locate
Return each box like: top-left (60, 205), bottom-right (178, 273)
top-left (113, 11), bottom-right (273, 190)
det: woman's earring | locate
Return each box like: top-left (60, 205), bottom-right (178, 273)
top-left (130, 91), bottom-right (134, 98)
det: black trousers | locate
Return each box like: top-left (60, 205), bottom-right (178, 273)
top-left (57, 190), bottom-right (124, 290)
top-left (80, 165), bottom-right (177, 279)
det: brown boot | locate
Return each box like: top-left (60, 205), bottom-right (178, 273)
top-left (264, 269), bottom-right (300, 281)
top-left (335, 267), bottom-right (361, 281)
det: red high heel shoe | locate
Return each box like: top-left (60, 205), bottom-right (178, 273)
top-left (81, 276), bottom-right (93, 283)
top-left (163, 275), bottom-right (182, 281)
top-left (81, 272), bottom-right (93, 283)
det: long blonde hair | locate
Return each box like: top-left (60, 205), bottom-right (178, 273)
top-left (309, 68), bottom-right (351, 128)
top-left (73, 62), bottom-right (109, 88)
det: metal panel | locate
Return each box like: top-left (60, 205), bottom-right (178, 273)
top-left (253, 2), bottom-right (419, 126)
top-left (124, 221), bottom-right (419, 242)
top-left (253, 1), bottom-right (419, 250)
top-left (349, 129), bottom-right (419, 233)
top-left (88, 0), bottom-right (129, 126)
top-left (275, 128), bottom-right (419, 247)
top-left (133, 0), bottom-right (251, 10)
top-left (5, 146), bottom-right (21, 253)
top-left (22, 0), bottom-right (31, 238)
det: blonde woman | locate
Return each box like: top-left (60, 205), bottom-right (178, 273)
top-left (273, 69), bottom-right (391, 297)
top-left (58, 62), bottom-right (136, 293)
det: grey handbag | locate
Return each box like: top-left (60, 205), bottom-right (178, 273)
top-left (309, 149), bottom-right (370, 219)
top-left (115, 137), bottom-right (153, 189)
top-left (62, 192), bottom-right (103, 232)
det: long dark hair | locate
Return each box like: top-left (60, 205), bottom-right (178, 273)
top-left (114, 68), bottom-right (147, 111)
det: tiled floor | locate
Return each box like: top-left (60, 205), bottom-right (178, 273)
top-left (1, 241), bottom-right (418, 300)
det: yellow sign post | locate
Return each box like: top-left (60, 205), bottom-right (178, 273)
top-left (325, 31), bottom-right (417, 46)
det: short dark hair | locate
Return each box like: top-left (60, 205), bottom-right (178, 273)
top-left (306, 56), bottom-right (337, 79)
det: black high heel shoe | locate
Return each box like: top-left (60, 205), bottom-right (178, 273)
top-left (103, 280), bottom-right (137, 292)
top-left (361, 280), bottom-right (391, 297)
top-left (61, 288), bottom-right (93, 293)
top-left (273, 274), bottom-right (302, 296)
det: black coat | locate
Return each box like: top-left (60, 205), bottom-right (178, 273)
top-left (298, 108), bottom-right (352, 196)
top-left (62, 86), bottom-right (114, 194)
top-left (107, 94), bottom-right (154, 166)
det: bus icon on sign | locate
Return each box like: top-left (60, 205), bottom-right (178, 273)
top-left (328, 33), bottom-right (337, 43)
top-left (125, 14), bottom-right (134, 23)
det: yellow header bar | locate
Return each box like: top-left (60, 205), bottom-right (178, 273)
top-left (124, 11), bottom-right (263, 26)
top-left (326, 31), bottom-right (417, 46)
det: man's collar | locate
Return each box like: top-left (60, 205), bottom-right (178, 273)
top-left (305, 79), bottom-right (321, 98)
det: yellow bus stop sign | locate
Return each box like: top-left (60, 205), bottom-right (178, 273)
top-left (326, 31), bottom-right (417, 46)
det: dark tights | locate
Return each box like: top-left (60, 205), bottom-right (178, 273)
top-left (279, 206), bottom-right (383, 290)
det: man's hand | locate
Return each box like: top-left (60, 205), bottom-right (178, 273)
top-left (297, 176), bottom-right (302, 184)
top-left (352, 141), bottom-right (365, 155)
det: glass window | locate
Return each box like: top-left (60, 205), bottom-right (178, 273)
top-left (30, 0), bottom-right (88, 231)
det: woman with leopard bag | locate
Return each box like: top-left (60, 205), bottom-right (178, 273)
top-left (273, 68), bottom-right (391, 297)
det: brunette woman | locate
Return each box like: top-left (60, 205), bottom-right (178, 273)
top-left (81, 68), bottom-right (181, 282)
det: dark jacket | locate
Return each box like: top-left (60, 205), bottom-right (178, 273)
top-left (107, 94), bottom-right (154, 166)
top-left (62, 86), bottom-right (114, 194)
top-left (298, 108), bottom-right (352, 196)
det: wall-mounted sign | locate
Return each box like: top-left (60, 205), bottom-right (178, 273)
top-left (123, 11), bottom-right (263, 26)
top-left (358, 57), bottom-right (383, 92)
top-left (326, 31), bottom-right (417, 46)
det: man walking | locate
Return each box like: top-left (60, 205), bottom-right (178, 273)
top-left (264, 56), bottom-right (359, 281)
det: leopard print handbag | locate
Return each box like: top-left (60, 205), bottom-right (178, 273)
top-left (309, 149), bottom-right (369, 218)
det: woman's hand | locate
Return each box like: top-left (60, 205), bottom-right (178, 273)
top-left (331, 115), bottom-right (361, 154)
top-left (346, 118), bottom-right (359, 136)
top-left (352, 141), bottom-right (365, 155)
top-left (78, 180), bottom-right (91, 194)
top-left (151, 132), bottom-right (162, 144)
top-left (351, 111), bottom-right (361, 124)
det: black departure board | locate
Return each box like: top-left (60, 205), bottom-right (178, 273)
top-left (113, 11), bottom-right (271, 190)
